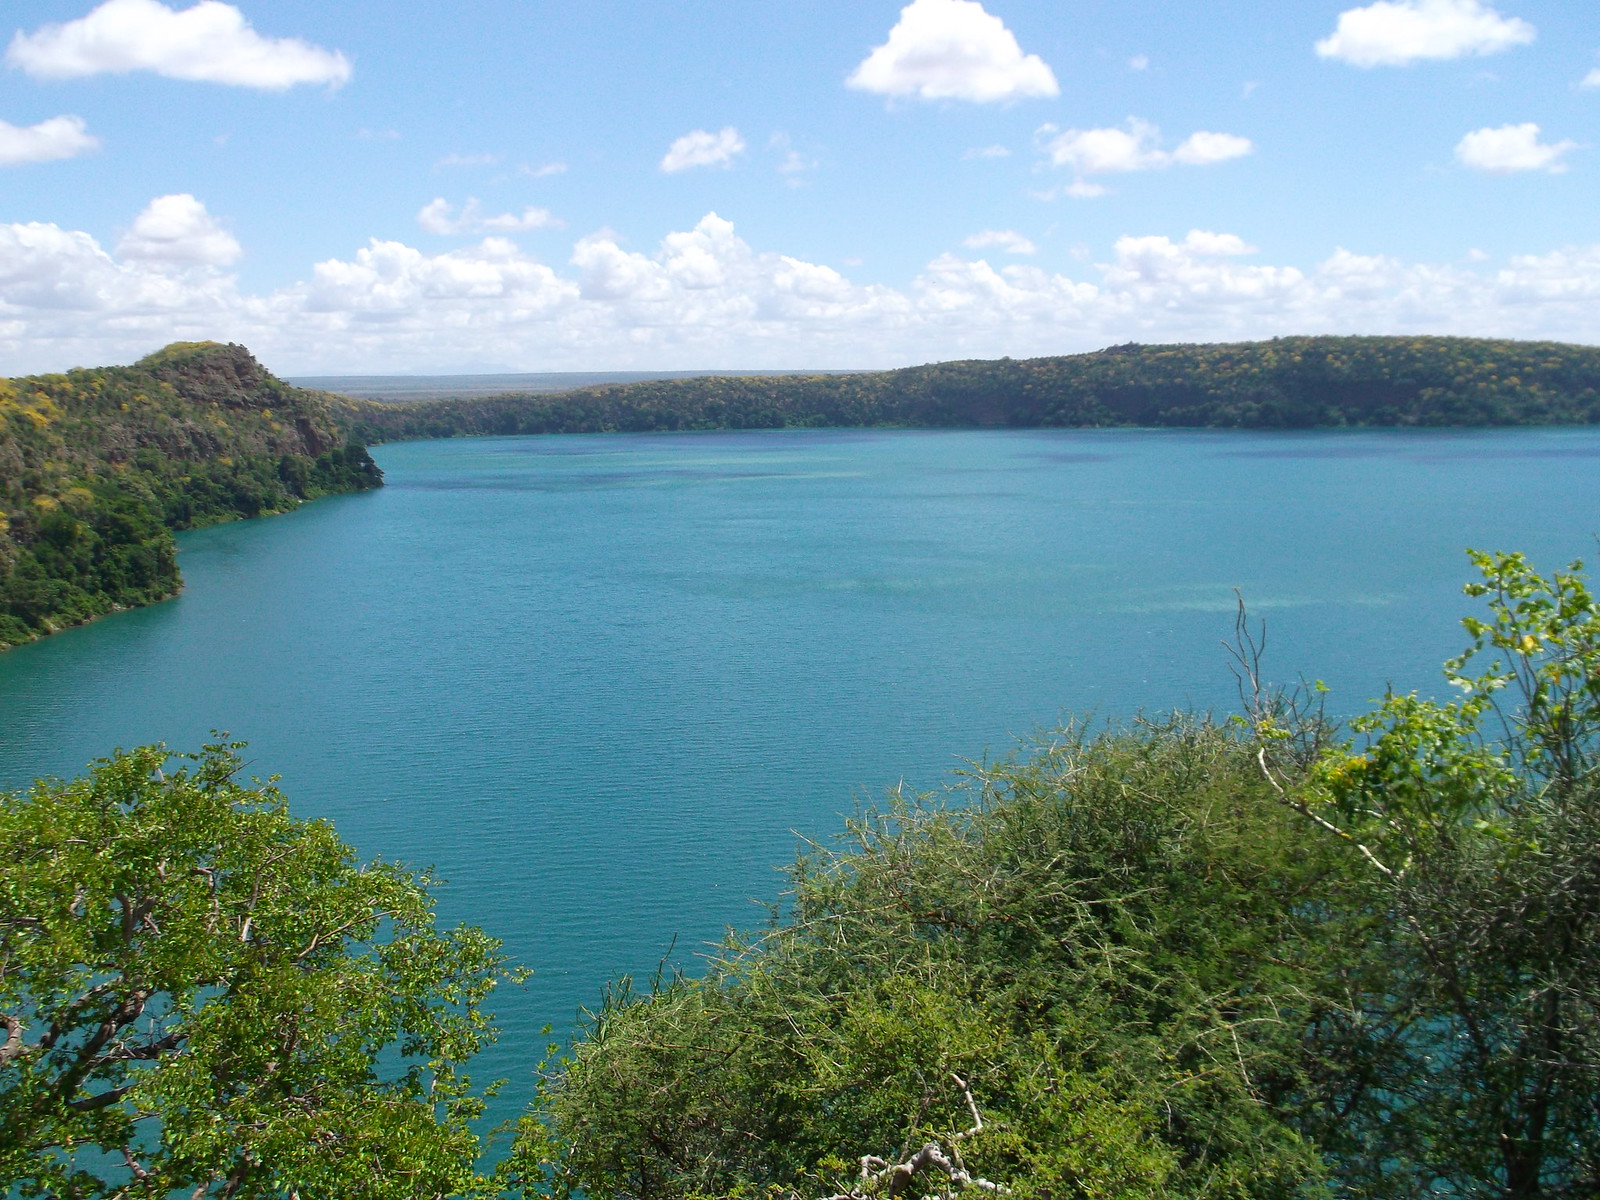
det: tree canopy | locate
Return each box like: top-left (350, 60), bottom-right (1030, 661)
top-left (511, 550), bottom-right (1600, 1200)
top-left (0, 741), bottom-right (511, 1199)
top-left (0, 343), bottom-right (383, 650)
top-left (6, 553), bottom-right (1600, 1198)
top-left (340, 335), bottom-right (1600, 443)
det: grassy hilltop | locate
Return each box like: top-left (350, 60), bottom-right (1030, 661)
top-left (339, 335), bottom-right (1600, 441)
top-left (0, 342), bottom-right (382, 650)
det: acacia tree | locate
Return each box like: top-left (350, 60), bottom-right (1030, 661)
top-left (0, 741), bottom-right (511, 1199)
top-left (1250, 551), bottom-right (1600, 1198)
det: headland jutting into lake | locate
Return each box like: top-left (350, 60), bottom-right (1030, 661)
top-left (6, 334), bottom-right (1600, 648)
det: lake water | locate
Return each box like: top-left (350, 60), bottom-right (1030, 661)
top-left (2, 425), bottom-right (1598, 1126)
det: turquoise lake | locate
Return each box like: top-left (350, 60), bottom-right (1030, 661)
top-left (2, 425), bottom-right (1598, 1124)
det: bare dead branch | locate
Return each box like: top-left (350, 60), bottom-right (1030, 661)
top-left (0, 1012), bottom-right (24, 1065)
top-left (820, 1076), bottom-right (1008, 1200)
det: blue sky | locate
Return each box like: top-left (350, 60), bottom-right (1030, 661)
top-left (1, 0), bottom-right (1597, 373)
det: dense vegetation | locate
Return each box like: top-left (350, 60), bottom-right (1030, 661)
top-left (9, 333), bottom-right (1598, 648)
top-left (0, 342), bottom-right (383, 649)
top-left (0, 741), bottom-right (511, 1199)
top-left (340, 335), bottom-right (1600, 442)
top-left (4, 552), bottom-right (1600, 1197)
top-left (506, 551), bottom-right (1600, 1200)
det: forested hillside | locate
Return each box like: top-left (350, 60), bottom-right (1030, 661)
top-left (0, 342), bottom-right (382, 649)
top-left (9, 333), bottom-right (1598, 650)
top-left (340, 335), bottom-right (1600, 441)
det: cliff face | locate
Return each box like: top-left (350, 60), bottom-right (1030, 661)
top-left (0, 342), bottom-right (382, 650)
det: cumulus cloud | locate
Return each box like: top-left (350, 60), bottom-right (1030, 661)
top-left (1039, 119), bottom-right (1253, 180)
top-left (0, 115), bottom-right (99, 166)
top-left (417, 198), bottom-right (563, 236)
top-left (302, 236), bottom-right (575, 316)
top-left (848, 0), bottom-right (1058, 103)
top-left (9, 202), bottom-right (1600, 374)
top-left (7, 0), bottom-right (350, 89)
top-left (1315, 0), bottom-right (1534, 68)
top-left (963, 229), bottom-right (1037, 255)
top-left (1171, 130), bottom-right (1255, 166)
top-left (660, 127), bottom-right (746, 173)
top-left (115, 193), bottom-right (241, 267)
top-left (1455, 123), bottom-right (1576, 173)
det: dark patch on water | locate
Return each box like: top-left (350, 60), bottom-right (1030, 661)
top-left (396, 469), bottom-right (789, 492)
top-left (1215, 446), bottom-right (1393, 460)
top-left (1016, 452), bottom-right (1117, 464)
top-left (1411, 447), bottom-right (1600, 463)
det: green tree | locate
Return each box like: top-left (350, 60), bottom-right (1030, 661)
top-left (510, 719), bottom-right (1347, 1200)
top-left (1255, 551), bottom-right (1600, 1198)
top-left (0, 741), bottom-right (512, 1199)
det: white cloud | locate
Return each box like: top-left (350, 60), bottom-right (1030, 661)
top-left (435, 152), bottom-right (500, 169)
top-left (1128, 55), bottom-right (1150, 71)
top-left (1315, 0), bottom-right (1534, 68)
top-left (1063, 181), bottom-right (1108, 199)
top-left (417, 198), bottom-right (563, 236)
top-left (770, 133), bottom-right (818, 184)
top-left (520, 161), bottom-right (568, 178)
top-left (302, 237), bottom-right (575, 315)
top-left (848, 0), bottom-right (1058, 104)
top-left (1171, 130), bottom-right (1255, 166)
top-left (1180, 230), bottom-right (1258, 256)
top-left (115, 193), bottom-right (240, 267)
top-left (1041, 118), bottom-right (1166, 173)
top-left (7, 0), bottom-right (350, 89)
top-left (660, 127), bottom-right (746, 173)
top-left (11, 202), bottom-right (1600, 374)
top-left (1039, 119), bottom-right (1253, 177)
top-left (0, 115), bottom-right (99, 166)
top-left (962, 144), bottom-right (1011, 160)
top-left (1455, 123), bottom-right (1576, 173)
top-left (964, 229), bottom-right (1037, 255)
top-left (1582, 68), bottom-right (1600, 90)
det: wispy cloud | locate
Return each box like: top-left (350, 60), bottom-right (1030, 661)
top-left (435, 152), bottom-right (500, 169)
top-left (771, 133), bottom-right (818, 184)
top-left (660, 127), bottom-right (745, 173)
top-left (417, 198), bottom-right (563, 235)
top-left (963, 229), bottom-right (1037, 255)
